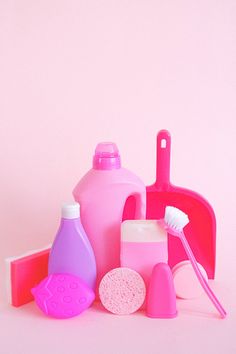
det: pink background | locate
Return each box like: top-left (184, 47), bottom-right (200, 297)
top-left (0, 1), bottom-right (235, 353)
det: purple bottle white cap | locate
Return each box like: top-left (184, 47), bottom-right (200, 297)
top-left (62, 202), bottom-right (80, 219)
top-left (93, 143), bottom-right (121, 170)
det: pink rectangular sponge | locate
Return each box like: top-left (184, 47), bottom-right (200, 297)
top-left (5, 247), bottom-right (51, 307)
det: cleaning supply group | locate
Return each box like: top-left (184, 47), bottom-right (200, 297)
top-left (14, 130), bottom-right (228, 319)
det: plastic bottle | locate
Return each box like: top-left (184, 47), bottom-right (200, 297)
top-left (48, 202), bottom-right (96, 290)
top-left (73, 142), bottom-right (146, 289)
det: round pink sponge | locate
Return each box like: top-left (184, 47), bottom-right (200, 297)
top-left (172, 261), bottom-right (208, 299)
top-left (99, 267), bottom-right (146, 315)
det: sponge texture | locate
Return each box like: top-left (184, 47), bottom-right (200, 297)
top-left (99, 267), bottom-right (146, 315)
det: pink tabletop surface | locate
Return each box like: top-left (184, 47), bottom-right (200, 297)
top-left (0, 272), bottom-right (235, 354)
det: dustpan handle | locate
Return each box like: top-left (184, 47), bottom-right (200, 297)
top-left (156, 130), bottom-right (171, 189)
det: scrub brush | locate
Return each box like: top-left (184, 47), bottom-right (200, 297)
top-left (163, 206), bottom-right (226, 319)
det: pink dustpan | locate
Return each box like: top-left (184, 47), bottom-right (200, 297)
top-left (146, 130), bottom-right (216, 279)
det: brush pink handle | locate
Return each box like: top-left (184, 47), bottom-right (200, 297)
top-left (156, 130), bottom-right (171, 189)
top-left (180, 232), bottom-right (226, 318)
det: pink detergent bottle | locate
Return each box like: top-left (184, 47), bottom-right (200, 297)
top-left (73, 143), bottom-right (146, 290)
top-left (48, 202), bottom-right (97, 290)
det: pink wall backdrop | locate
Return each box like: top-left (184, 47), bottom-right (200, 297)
top-left (0, 1), bottom-right (235, 353)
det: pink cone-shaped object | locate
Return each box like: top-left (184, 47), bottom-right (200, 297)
top-left (146, 263), bottom-right (177, 319)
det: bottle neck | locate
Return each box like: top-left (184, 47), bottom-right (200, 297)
top-left (60, 217), bottom-right (79, 226)
top-left (93, 155), bottom-right (121, 170)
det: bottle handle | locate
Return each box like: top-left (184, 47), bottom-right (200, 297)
top-left (134, 191), bottom-right (146, 219)
top-left (155, 130), bottom-right (171, 189)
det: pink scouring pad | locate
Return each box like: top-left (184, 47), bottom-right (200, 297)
top-left (99, 267), bottom-right (146, 315)
top-left (5, 246), bottom-right (50, 307)
top-left (31, 273), bottom-right (95, 319)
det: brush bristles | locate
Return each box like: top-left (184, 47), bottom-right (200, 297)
top-left (164, 206), bottom-right (189, 231)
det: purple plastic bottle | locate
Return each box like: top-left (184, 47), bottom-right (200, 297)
top-left (48, 202), bottom-right (96, 290)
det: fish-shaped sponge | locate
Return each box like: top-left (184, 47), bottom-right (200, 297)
top-left (31, 273), bottom-right (95, 319)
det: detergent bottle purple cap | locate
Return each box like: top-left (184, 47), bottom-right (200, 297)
top-left (93, 142), bottom-right (121, 170)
